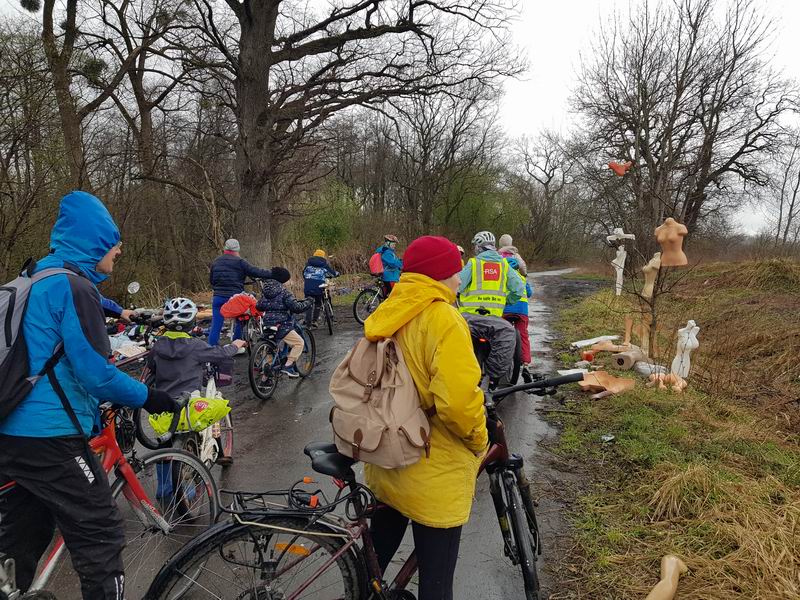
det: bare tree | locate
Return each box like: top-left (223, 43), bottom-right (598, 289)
top-left (573, 0), bottom-right (797, 247)
top-left (762, 127), bottom-right (800, 253)
top-left (21, 0), bottom-right (145, 190)
top-left (177, 0), bottom-right (523, 260)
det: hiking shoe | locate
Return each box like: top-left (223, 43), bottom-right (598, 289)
top-left (216, 455), bottom-right (233, 467)
top-left (282, 365), bottom-right (300, 378)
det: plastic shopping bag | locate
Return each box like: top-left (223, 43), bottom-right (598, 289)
top-left (149, 394), bottom-right (231, 435)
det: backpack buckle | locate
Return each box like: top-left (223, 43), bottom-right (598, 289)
top-left (363, 370), bottom-right (377, 401)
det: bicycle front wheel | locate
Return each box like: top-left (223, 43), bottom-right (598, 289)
top-left (324, 297), bottom-right (334, 336)
top-left (504, 471), bottom-right (540, 599)
top-left (146, 516), bottom-right (363, 600)
top-left (295, 327), bottom-right (316, 377)
top-left (111, 448), bottom-right (219, 599)
top-left (353, 288), bottom-right (381, 324)
top-left (218, 413), bottom-right (234, 464)
top-left (248, 341), bottom-right (278, 400)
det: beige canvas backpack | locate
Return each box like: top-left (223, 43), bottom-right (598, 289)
top-left (329, 337), bottom-right (435, 469)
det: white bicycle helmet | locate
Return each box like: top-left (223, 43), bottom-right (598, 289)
top-left (471, 231), bottom-right (496, 248)
top-left (163, 297), bottom-right (198, 329)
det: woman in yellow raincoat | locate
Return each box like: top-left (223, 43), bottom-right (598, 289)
top-left (363, 235), bottom-right (488, 600)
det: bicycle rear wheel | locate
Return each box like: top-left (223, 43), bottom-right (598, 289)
top-left (503, 471), bottom-right (540, 600)
top-left (295, 328), bottom-right (316, 377)
top-left (353, 288), bottom-right (381, 324)
top-left (111, 448), bottom-right (219, 599)
top-left (249, 341), bottom-right (279, 400)
top-left (146, 516), bottom-right (363, 600)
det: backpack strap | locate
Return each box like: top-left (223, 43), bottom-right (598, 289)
top-left (25, 268), bottom-right (100, 478)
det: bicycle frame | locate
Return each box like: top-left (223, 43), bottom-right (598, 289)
top-left (263, 419), bottom-right (515, 599)
top-left (12, 409), bottom-right (173, 591)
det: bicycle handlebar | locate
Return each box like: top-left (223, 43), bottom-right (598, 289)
top-left (488, 372), bottom-right (584, 402)
top-left (155, 392), bottom-right (191, 447)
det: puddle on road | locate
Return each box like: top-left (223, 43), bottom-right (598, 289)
top-left (527, 268), bottom-right (575, 372)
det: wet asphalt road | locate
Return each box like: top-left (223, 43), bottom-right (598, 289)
top-left (216, 269), bottom-right (577, 600)
top-left (46, 269), bottom-right (581, 599)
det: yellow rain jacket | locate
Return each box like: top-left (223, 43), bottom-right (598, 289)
top-left (363, 272), bottom-right (489, 528)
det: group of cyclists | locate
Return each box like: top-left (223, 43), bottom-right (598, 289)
top-left (374, 231), bottom-right (535, 389)
top-left (0, 190), bottom-right (536, 600)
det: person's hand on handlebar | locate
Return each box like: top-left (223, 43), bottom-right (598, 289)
top-left (143, 387), bottom-right (182, 415)
top-left (119, 308), bottom-right (136, 323)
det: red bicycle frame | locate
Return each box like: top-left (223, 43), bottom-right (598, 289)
top-left (4, 408), bottom-right (172, 592)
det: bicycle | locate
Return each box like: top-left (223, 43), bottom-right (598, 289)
top-left (1, 399), bottom-right (219, 600)
top-left (352, 277), bottom-right (389, 325)
top-left (319, 281), bottom-right (336, 335)
top-left (248, 322), bottom-right (317, 401)
top-left (144, 373), bottom-right (584, 600)
top-left (136, 361), bottom-right (236, 469)
top-left (468, 310), bottom-right (523, 386)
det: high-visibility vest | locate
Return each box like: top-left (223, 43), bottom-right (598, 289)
top-left (459, 258), bottom-right (509, 317)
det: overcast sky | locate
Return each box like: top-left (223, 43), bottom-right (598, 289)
top-left (3, 0), bottom-right (794, 232)
top-left (501, 0), bottom-right (799, 233)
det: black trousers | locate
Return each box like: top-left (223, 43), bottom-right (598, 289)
top-left (305, 295), bottom-right (323, 324)
top-left (0, 435), bottom-right (125, 600)
top-left (370, 504), bottom-right (462, 600)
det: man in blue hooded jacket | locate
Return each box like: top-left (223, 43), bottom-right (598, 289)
top-left (0, 191), bottom-right (177, 599)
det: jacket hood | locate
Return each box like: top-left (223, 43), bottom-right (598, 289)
top-left (49, 191), bottom-right (121, 284)
top-left (476, 249), bottom-right (504, 261)
top-left (307, 256), bottom-right (327, 268)
top-left (364, 272), bottom-right (455, 340)
top-left (499, 245), bottom-right (519, 255)
top-left (153, 335), bottom-right (195, 361)
top-left (261, 278), bottom-right (284, 299)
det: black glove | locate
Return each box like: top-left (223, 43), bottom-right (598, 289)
top-left (144, 387), bottom-right (180, 414)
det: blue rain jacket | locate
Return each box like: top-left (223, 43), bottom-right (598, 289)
top-left (377, 245), bottom-right (402, 282)
top-left (0, 191), bottom-right (148, 437)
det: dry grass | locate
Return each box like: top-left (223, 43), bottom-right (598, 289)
top-left (550, 259), bottom-right (800, 599)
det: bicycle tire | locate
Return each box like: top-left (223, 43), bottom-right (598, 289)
top-left (218, 413), bottom-right (234, 465)
top-left (511, 329), bottom-right (523, 385)
top-left (134, 406), bottom-right (162, 450)
top-left (353, 287), bottom-right (381, 324)
top-left (324, 297), bottom-right (334, 335)
top-left (111, 448), bottom-right (219, 599)
top-left (503, 471), bottom-right (540, 600)
top-left (248, 341), bottom-right (278, 400)
top-left (145, 515), bottom-right (363, 600)
top-left (296, 327), bottom-right (316, 377)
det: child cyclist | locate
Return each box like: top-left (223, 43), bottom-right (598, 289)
top-left (256, 268), bottom-right (312, 378)
top-left (148, 297), bottom-right (245, 465)
top-left (303, 249), bottom-right (339, 328)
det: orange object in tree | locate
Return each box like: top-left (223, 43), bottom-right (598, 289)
top-left (609, 161), bottom-right (633, 176)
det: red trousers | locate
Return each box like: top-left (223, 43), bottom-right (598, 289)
top-left (504, 313), bottom-right (531, 363)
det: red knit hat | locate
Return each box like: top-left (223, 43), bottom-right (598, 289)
top-left (402, 236), bottom-right (462, 281)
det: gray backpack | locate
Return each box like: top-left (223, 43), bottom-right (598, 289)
top-left (0, 262), bottom-right (75, 422)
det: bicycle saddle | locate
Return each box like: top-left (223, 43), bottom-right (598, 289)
top-left (303, 442), bottom-right (356, 481)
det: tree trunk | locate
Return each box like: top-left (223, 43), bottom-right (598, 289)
top-left (233, 2), bottom-right (280, 262)
top-left (41, 0), bottom-right (86, 191)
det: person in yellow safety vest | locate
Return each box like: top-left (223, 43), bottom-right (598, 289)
top-left (458, 231), bottom-right (524, 315)
top-left (458, 231), bottom-right (525, 389)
